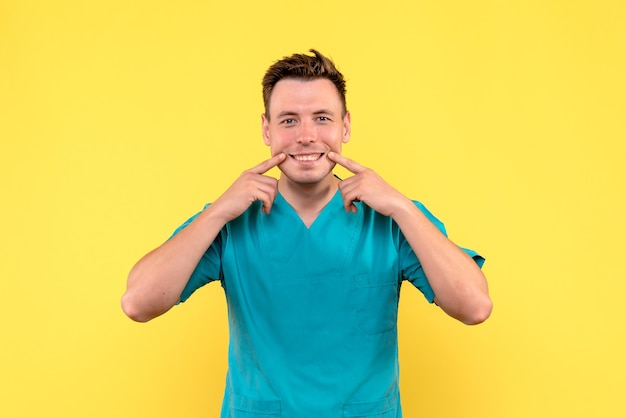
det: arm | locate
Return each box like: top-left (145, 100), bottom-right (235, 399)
top-left (390, 201), bottom-right (492, 324)
top-left (328, 152), bottom-right (492, 325)
top-left (121, 153), bottom-right (286, 322)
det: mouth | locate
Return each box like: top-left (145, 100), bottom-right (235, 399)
top-left (289, 152), bottom-right (325, 162)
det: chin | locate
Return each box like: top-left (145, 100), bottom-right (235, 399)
top-left (280, 169), bottom-right (333, 186)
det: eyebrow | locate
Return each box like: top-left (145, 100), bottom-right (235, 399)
top-left (276, 109), bottom-right (336, 118)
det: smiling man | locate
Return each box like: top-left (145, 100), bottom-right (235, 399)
top-left (261, 75), bottom-right (350, 226)
top-left (122, 49), bottom-right (492, 417)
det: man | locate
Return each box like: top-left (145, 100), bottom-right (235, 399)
top-left (122, 49), bottom-right (492, 417)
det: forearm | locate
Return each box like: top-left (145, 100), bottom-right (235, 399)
top-left (121, 206), bottom-right (227, 322)
top-left (392, 200), bottom-right (492, 325)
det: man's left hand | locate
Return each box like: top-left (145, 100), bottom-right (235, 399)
top-left (328, 151), bottom-right (411, 218)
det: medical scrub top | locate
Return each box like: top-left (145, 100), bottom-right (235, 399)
top-left (173, 190), bottom-right (484, 418)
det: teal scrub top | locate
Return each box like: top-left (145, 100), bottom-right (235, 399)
top-left (173, 190), bottom-right (484, 417)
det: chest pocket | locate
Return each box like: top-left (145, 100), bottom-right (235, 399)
top-left (344, 393), bottom-right (399, 417)
top-left (228, 393), bottom-right (281, 417)
top-left (352, 270), bottom-right (400, 335)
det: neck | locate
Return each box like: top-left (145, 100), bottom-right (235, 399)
top-left (278, 174), bottom-right (339, 225)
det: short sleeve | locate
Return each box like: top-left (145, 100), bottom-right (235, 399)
top-left (399, 201), bottom-right (485, 303)
top-left (170, 203), bottom-right (224, 303)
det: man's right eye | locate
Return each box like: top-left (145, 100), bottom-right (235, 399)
top-left (281, 119), bottom-right (295, 125)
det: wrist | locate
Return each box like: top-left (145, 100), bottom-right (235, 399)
top-left (199, 203), bottom-right (230, 228)
top-left (389, 196), bottom-right (417, 221)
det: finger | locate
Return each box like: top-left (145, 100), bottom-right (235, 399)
top-left (249, 152), bottom-right (286, 175)
top-left (327, 151), bottom-right (366, 174)
top-left (248, 178), bottom-right (279, 214)
top-left (258, 183), bottom-right (279, 214)
top-left (342, 197), bottom-right (358, 214)
top-left (337, 182), bottom-right (360, 214)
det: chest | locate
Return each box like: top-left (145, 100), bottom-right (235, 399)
top-left (222, 202), bottom-right (403, 337)
top-left (226, 200), bottom-right (400, 278)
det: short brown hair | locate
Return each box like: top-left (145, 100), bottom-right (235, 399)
top-left (262, 49), bottom-right (347, 120)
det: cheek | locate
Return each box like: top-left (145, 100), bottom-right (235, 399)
top-left (323, 134), bottom-right (344, 151)
top-left (267, 132), bottom-right (289, 152)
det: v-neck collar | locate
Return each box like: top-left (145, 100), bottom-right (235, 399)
top-left (274, 189), bottom-right (344, 230)
top-left (258, 189), bottom-right (363, 276)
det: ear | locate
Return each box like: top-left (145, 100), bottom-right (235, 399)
top-left (261, 114), bottom-right (271, 146)
top-left (342, 111), bottom-right (351, 143)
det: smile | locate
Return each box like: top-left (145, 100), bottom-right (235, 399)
top-left (290, 153), bottom-right (324, 162)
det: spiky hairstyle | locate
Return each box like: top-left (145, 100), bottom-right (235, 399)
top-left (262, 49), bottom-right (347, 120)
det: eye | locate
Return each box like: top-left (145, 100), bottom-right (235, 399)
top-left (281, 118), bottom-right (296, 125)
top-left (316, 116), bottom-right (331, 122)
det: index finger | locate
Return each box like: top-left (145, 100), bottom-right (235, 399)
top-left (327, 151), bottom-right (366, 174)
top-left (248, 153), bottom-right (286, 174)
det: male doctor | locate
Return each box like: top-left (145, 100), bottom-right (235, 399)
top-left (122, 49), bottom-right (492, 417)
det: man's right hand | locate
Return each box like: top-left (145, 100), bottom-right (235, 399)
top-left (210, 153), bottom-right (286, 222)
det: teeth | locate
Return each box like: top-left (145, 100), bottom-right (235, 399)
top-left (293, 153), bottom-right (322, 162)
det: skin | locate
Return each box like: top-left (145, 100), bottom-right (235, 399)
top-left (261, 78), bottom-right (351, 225)
top-left (122, 77), bottom-right (492, 325)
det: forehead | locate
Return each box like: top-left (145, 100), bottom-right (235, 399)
top-left (268, 78), bottom-right (343, 117)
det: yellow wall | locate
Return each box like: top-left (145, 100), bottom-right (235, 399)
top-left (2, 1), bottom-right (625, 416)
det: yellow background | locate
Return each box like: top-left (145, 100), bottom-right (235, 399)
top-left (1, 1), bottom-right (625, 417)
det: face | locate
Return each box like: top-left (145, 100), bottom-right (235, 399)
top-left (262, 78), bottom-right (351, 188)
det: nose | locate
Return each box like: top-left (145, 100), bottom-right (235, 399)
top-left (297, 120), bottom-right (317, 143)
